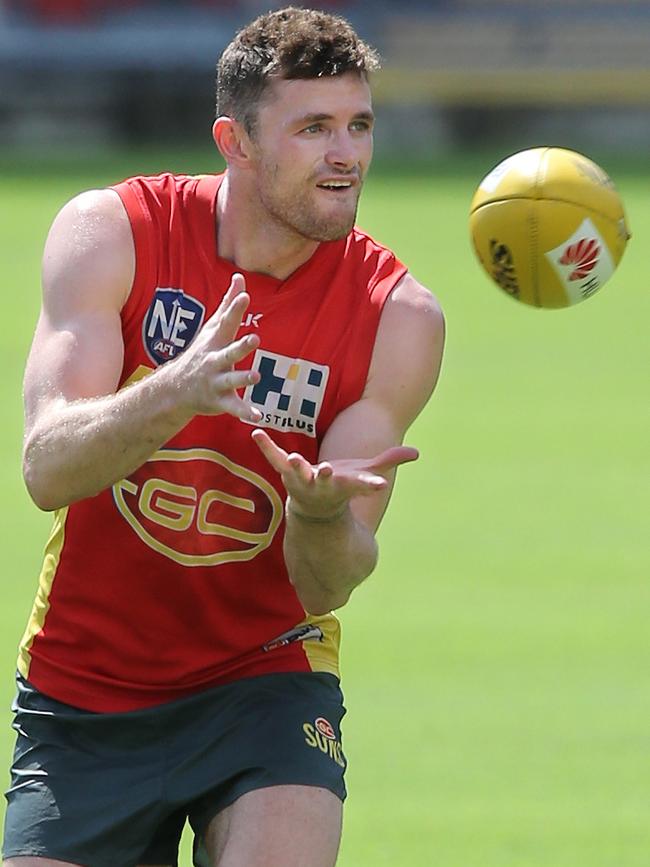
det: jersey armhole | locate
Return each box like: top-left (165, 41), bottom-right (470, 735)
top-left (111, 180), bottom-right (155, 331)
top-left (335, 259), bottom-right (408, 411)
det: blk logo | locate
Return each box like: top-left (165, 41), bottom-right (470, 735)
top-left (242, 312), bottom-right (263, 329)
top-left (143, 288), bottom-right (205, 365)
top-left (242, 350), bottom-right (329, 438)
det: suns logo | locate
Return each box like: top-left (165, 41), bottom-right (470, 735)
top-left (315, 717), bottom-right (336, 740)
top-left (559, 238), bottom-right (601, 281)
top-left (303, 718), bottom-right (346, 768)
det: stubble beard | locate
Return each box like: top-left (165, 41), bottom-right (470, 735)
top-left (256, 164), bottom-right (362, 243)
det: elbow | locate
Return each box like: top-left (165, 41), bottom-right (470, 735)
top-left (293, 554), bottom-right (378, 615)
top-left (24, 474), bottom-right (60, 513)
top-left (298, 588), bottom-right (352, 617)
top-left (288, 536), bottom-right (379, 616)
top-left (22, 452), bottom-right (63, 512)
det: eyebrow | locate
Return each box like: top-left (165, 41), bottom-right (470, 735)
top-left (294, 110), bottom-right (375, 125)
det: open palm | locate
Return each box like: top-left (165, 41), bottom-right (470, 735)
top-left (252, 428), bottom-right (418, 519)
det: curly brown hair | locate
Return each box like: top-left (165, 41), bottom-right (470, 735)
top-left (216, 6), bottom-right (380, 135)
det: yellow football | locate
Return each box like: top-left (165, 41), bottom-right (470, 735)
top-left (469, 147), bottom-right (631, 308)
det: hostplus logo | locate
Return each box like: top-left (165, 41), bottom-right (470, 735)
top-left (242, 350), bottom-right (329, 438)
top-left (143, 288), bottom-right (205, 365)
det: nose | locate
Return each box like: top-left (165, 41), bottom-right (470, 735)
top-left (324, 130), bottom-right (358, 172)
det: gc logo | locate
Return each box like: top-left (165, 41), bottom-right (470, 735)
top-left (112, 448), bottom-right (283, 567)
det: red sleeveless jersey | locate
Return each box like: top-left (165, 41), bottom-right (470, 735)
top-left (18, 173), bottom-right (407, 712)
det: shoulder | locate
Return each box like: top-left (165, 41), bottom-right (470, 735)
top-left (364, 272), bottom-right (445, 425)
top-left (47, 187), bottom-right (132, 249)
top-left (377, 272), bottom-right (445, 350)
top-left (384, 271), bottom-right (444, 318)
top-left (346, 226), bottom-right (406, 278)
top-left (111, 171), bottom-right (215, 204)
top-left (43, 188), bottom-right (134, 315)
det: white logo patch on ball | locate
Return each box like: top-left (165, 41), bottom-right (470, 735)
top-left (545, 218), bottom-right (615, 305)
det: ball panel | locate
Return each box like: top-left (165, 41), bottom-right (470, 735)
top-left (470, 148), bottom-right (547, 212)
top-left (538, 148), bottom-right (629, 227)
top-left (470, 198), bottom-right (568, 308)
top-left (470, 147), bottom-right (630, 237)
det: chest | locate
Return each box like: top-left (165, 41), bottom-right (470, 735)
top-left (120, 240), bottom-right (366, 449)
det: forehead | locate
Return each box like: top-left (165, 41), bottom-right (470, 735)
top-left (259, 73), bottom-right (372, 125)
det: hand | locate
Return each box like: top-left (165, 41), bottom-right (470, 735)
top-left (168, 273), bottom-right (262, 422)
top-left (252, 428), bottom-right (419, 520)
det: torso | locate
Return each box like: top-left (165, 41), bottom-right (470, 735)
top-left (18, 172), bottom-right (407, 712)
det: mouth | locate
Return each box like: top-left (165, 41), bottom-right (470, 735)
top-left (316, 178), bottom-right (357, 194)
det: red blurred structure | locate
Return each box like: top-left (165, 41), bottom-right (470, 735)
top-left (10, 0), bottom-right (352, 26)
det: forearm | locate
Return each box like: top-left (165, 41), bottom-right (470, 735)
top-left (23, 368), bottom-right (192, 511)
top-left (283, 497), bottom-right (379, 615)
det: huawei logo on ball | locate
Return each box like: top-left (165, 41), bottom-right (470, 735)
top-left (559, 238), bottom-right (601, 281)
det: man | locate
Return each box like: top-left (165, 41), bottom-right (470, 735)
top-left (3, 7), bottom-right (444, 867)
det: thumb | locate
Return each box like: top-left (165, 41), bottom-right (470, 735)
top-left (370, 446), bottom-right (419, 473)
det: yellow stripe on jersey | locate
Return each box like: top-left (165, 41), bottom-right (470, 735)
top-left (299, 612), bottom-right (341, 679)
top-left (121, 364), bottom-right (154, 388)
top-left (17, 507), bottom-right (69, 679)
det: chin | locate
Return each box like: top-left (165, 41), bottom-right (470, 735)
top-left (303, 208), bottom-right (357, 242)
top-left (302, 222), bottom-right (351, 242)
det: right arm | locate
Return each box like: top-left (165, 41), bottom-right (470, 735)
top-left (23, 189), bottom-right (261, 512)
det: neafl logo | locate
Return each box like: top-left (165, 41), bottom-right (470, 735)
top-left (112, 448), bottom-right (283, 567)
top-left (143, 288), bottom-right (205, 366)
top-left (545, 218), bottom-right (615, 304)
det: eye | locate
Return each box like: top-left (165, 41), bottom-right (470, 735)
top-left (302, 123), bottom-right (324, 134)
top-left (350, 120), bottom-right (372, 133)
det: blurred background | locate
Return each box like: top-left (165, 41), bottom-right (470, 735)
top-left (1, 0), bottom-right (650, 156)
top-left (1, 3), bottom-right (649, 867)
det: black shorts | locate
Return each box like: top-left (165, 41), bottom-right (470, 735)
top-left (2, 671), bottom-right (347, 867)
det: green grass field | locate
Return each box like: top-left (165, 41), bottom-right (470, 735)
top-left (1, 150), bottom-right (648, 866)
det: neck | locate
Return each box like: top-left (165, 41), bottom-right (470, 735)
top-left (216, 172), bottom-right (320, 281)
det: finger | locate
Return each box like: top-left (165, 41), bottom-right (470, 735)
top-left (215, 368), bottom-right (260, 394)
top-left (251, 428), bottom-right (291, 473)
top-left (200, 274), bottom-right (249, 348)
top-left (352, 479), bottom-right (389, 497)
top-left (229, 272), bottom-right (246, 294)
top-left (213, 291), bottom-right (252, 346)
top-left (315, 462), bottom-right (334, 481)
top-left (214, 332), bottom-right (259, 369)
top-left (222, 272), bottom-right (246, 309)
top-left (357, 472), bottom-right (388, 490)
top-left (219, 394), bottom-right (263, 424)
top-left (207, 272), bottom-right (248, 328)
top-left (367, 446), bottom-right (420, 473)
top-left (288, 452), bottom-right (315, 485)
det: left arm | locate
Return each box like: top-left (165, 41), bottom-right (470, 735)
top-left (253, 273), bottom-right (445, 615)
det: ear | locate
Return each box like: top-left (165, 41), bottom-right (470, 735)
top-left (212, 116), bottom-right (255, 168)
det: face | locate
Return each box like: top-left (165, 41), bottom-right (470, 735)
top-left (247, 72), bottom-right (374, 242)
